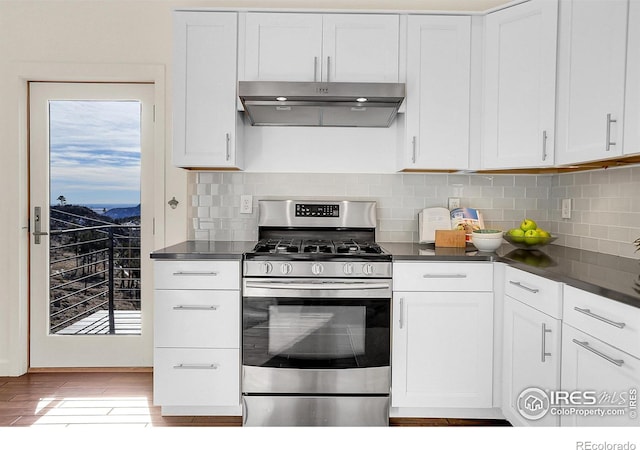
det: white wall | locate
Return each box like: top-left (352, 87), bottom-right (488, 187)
top-left (0, 0), bottom-right (514, 376)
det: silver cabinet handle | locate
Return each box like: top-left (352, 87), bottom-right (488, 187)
top-left (572, 339), bottom-right (624, 367)
top-left (509, 280), bottom-right (539, 293)
top-left (173, 363), bottom-right (219, 370)
top-left (542, 130), bottom-right (548, 161)
top-left (172, 305), bottom-right (218, 311)
top-left (574, 307), bottom-right (625, 329)
top-left (411, 136), bottom-right (417, 164)
top-left (172, 271), bottom-right (219, 276)
top-left (423, 273), bottom-right (468, 279)
top-left (326, 56), bottom-right (331, 82)
top-left (242, 397), bottom-right (249, 425)
top-left (541, 323), bottom-right (552, 362)
top-left (225, 133), bottom-right (231, 161)
top-left (399, 297), bottom-right (405, 329)
top-left (605, 113), bottom-right (617, 151)
top-left (313, 56), bottom-right (318, 82)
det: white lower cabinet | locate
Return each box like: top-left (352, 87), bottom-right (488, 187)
top-left (501, 267), bottom-right (563, 426)
top-left (391, 263), bottom-right (495, 412)
top-left (153, 260), bottom-right (241, 415)
top-left (502, 296), bottom-right (561, 426)
top-left (561, 325), bottom-right (640, 427)
top-left (392, 291), bottom-right (494, 408)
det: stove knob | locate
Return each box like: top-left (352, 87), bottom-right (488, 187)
top-left (311, 263), bottom-right (324, 275)
top-left (362, 263), bottom-right (375, 276)
top-left (261, 262), bottom-right (273, 275)
top-left (281, 263), bottom-right (293, 275)
top-left (343, 263), bottom-right (354, 275)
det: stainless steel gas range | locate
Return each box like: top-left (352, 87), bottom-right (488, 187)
top-left (241, 200), bottom-right (392, 426)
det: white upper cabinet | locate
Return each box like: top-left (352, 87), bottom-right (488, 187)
top-left (401, 15), bottom-right (471, 170)
top-left (624, 0), bottom-right (640, 156)
top-left (482, 0), bottom-right (558, 169)
top-left (241, 13), bottom-right (400, 82)
top-left (555, 0), bottom-right (628, 165)
top-left (173, 12), bottom-right (242, 169)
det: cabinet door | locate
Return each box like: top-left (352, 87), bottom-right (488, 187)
top-left (561, 325), bottom-right (640, 427)
top-left (172, 12), bottom-right (241, 168)
top-left (502, 296), bottom-right (561, 426)
top-left (322, 14), bottom-right (399, 82)
top-left (624, 0), bottom-right (640, 156)
top-left (392, 291), bottom-right (493, 408)
top-left (243, 13), bottom-right (323, 81)
top-left (403, 16), bottom-right (471, 170)
top-left (555, 0), bottom-right (628, 165)
top-left (482, 0), bottom-right (558, 169)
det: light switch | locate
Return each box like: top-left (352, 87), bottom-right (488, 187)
top-left (561, 198), bottom-right (571, 219)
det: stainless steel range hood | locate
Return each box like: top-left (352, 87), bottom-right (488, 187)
top-left (238, 81), bottom-right (405, 127)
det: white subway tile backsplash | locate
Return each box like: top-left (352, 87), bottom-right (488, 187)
top-left (188, 166), bottom-right (640, 257)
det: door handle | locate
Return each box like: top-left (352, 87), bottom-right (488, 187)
top-left (33, 206), bottom-right (49, 244)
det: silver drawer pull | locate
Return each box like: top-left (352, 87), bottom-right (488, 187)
top-left (172, 305), bottom-right (218, 311)
top-left (173, 363), bottom-right (219, 370)
top-left (572, 339), bottom-right (624, 367)
top-left (509, 280), bottom-right (539, 293)
top-left (172, 271), bottom-right (219, 276)
top-left (541, 323), bottom-right (552, 363)
top-left (422, 274), bottom-right (468, 279)
top-left (574, 307), bottom-right (625, 329)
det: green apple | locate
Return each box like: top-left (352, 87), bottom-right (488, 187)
top-left (508, 228), bottom-right (525, 243)
top-left (537, 229), bottom-right (551, 238)
top-left (520, 219), bottom-right (537, 232)
top-left (524, 229), bottom-right (540, 245)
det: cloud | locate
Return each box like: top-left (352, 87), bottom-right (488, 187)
top-left (49, 100), bottom-right (141, 205)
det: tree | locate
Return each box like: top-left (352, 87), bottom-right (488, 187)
top-left (57, 195), bottom-right (66, 206)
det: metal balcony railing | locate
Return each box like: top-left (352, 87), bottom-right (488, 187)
top-left (49, 208), bottom-right (141, 335)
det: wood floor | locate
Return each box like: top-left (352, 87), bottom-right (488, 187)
top-left (0, 372), bottom-right (510, 427)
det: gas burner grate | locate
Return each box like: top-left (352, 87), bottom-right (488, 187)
top-left (253, 239), bottom-right (300, 254)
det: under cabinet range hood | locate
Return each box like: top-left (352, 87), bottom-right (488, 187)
top-left (238, 81), bottom-right (405, 127)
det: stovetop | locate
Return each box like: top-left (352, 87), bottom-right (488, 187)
top-left (246, 238), bottom-right (390, 261)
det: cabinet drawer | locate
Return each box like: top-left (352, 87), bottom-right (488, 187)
top-left (154, 348), bottom-right (240, 407)
top-left (393, 262), bottom-right (493, 292)
top-left (563, 286), bottom-right (640, 358)
top-left (154, 290), bottom-right (240, 348)
top-left (504, 267), bottom-right (563, 319)
top-left (154, 260), bottom-right (240, 290)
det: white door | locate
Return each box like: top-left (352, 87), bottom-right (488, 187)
top-left (322, 14), bottom-right (399, 82)
top-left (502, 296), bottom-right (561, 426)
top-left (29, 82), bottom-right (156, 368)
top-left (391, 291), bottom-right (494, 408)
top-left (242, 12), bottom-right (323, 81)
top-left (482, 0), bottom-right (558, 169)
top-left (555, 0), bottom-right (628, 164)
top-left (403, 16), bottom-right (471, 170)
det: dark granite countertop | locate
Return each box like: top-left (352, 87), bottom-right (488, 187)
top-left (383, 241), bottom-right (640, 309)
top-left (150, 241), bottom-right (255, 260)
top-left (151, 240), bottom-right (640, 308)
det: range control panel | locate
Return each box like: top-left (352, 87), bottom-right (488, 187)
top-left (295, 203), bottom-right (340, 217)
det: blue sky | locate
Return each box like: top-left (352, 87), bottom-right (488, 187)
top-left (49, 100), bottom-right (141, 206)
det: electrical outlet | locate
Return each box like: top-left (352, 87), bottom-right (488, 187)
top-left (241, 195), bottom-right (253, 214)
top-left (561, 198), bottom-right (572, 219)
top-left (448, 197), bottom-right (461, 210)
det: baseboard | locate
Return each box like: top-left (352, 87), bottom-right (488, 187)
top-left (28, 366), bottom-right (153, 373)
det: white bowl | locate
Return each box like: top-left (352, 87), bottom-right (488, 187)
top-left (471, 230), bottom-right (504, 252)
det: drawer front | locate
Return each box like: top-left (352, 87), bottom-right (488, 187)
top-left (154, 290), bottom-right (240, 348)
top-left (563, 286), bottom-right (640, 358)
top-left (393, 262), bottom-right (493, 292)
top-left (154, 348), bottom-right (240, 407)
top-left (504, 266), bottom-right (563, 319)
top-left (154, 260), bottom-right (240, 290)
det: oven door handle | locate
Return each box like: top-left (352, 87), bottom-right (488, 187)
top-left (244, 281), bottom-right (391, 290)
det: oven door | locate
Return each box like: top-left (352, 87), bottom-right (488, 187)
top-left (242, 278), bottom-right (391, 394)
